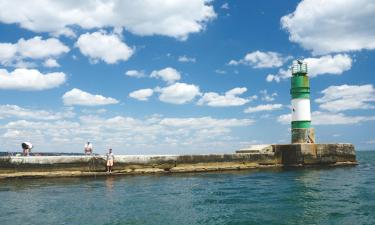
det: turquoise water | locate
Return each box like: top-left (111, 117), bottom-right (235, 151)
top-left (0, 151), bottom-right (374, 225)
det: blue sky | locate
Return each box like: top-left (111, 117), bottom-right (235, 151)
top-left (0, 0), bottom-right (374, 154)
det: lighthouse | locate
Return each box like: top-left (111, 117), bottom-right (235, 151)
top-left (290, 60), bottom-right (315, 143)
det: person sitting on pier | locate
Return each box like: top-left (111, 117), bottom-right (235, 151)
top-left (84, 141), bottom-right (93, 155)
top-left (21, 142), bottom-right (33, 156)
top-left (106, 148), bottom-right (114, 174)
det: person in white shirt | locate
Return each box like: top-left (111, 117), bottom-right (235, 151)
top-left (84, 142), bottom-right (93, 155)
top-left (21, 142), bottom-right (33, 156)
top-left (106, 148), bottom-right (114, 174)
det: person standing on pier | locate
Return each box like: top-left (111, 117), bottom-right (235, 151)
top-left (106, 148), bottom-right (114, 174)
top-left (84, 141), bottom-right (93, 155)
top-left (21, 142), bottom-right (33, 156)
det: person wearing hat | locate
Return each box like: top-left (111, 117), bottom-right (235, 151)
top-left (21, 142), bottom-right (33, 156)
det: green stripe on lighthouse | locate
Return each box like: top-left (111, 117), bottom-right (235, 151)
top-left (292, 121), bottom-right (311, 129)
top-left (290, 76), bottom-right (310, 98)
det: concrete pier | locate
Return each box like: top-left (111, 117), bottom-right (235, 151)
top-left (0, 143), bottom-right (357, 179)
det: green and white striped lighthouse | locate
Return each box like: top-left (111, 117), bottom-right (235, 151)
top-left (290, 60), bottom-right (315, 143)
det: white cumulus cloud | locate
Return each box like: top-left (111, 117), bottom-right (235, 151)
top-left (43, 58), bottom-right (60, 68)
top-left (0, 104), bottom-right (74, 120)
top-left (266, 68), bottom-right (291, 83)
top-left (197, 87), bottom-right (251, 107)
top-left (229, 50), bottom-right (288, 68)
top-left (316, 84), bottom-right (375, 112)
top-left (0, 68), bottom-right (66, 91)
top-left (76, 31), bottom-right (134, 64)
top-left (157, 82), bottom-right (201, 104)
top-left (266, 54), bottom-right (352, 82)
top-left (129, 88), bottom-right (154, 101)
top-left (16, 36), bottom-right (69, 59)
top-left (281, 0), bottom-right (375, 55)
top-left (0, 0), bottom-right (216, 40)
top-left (150, 67), bottom-right (181, 84)
top-left (0, 36), bottom-right (69, 66)
top-left (244, 104), bottom-right (283, 113)
top-left (62, 88), bottom-right (119, 106)
top-left (305, 54), bottom-right (352, 77)
top-left (125, 70), bottom-right (145, 78)
top-left (0, 43), bottom-right (17, 64)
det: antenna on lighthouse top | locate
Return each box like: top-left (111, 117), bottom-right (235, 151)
top-left (292, 59), bottom-right (308, 75)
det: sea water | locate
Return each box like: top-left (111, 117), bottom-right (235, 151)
top-left (0, 151), bottom-right (374, 225)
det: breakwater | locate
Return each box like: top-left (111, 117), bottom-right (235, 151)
top-left (0, 143), bottom-right (357, 179)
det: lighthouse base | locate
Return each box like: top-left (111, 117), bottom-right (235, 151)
top-left (273, 143), bottom-right (356, 166)
top-left (292, 128), bottom-right (315, 143)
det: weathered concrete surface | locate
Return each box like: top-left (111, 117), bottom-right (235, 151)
top-left (0, 143), bottom-right (357, 179)
top-left (291, 128), bottom-right (315, 143)
top-left (0, 153), bottom-right (275, 177)
top-left (274, 143), bottom-right (357, 166)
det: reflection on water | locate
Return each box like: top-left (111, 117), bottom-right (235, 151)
top-left (105, 176), bottom-right (115, 192)
top-left (0, 151), bottom-right (374, 225)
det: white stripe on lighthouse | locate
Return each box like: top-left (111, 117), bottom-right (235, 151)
top-left (292, 98), bottom-right (311, 121)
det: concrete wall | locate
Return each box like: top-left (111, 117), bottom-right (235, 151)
top-left (0, 143), bottom-right (357, 179)
top-left (0, 153), bottom-right (276, 174)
